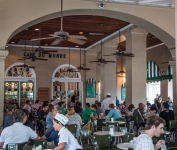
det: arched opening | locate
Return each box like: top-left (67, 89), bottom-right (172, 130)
top-left (4, 62), bottom-right (36, 106)
top-left (52, 64), bottom-right (83, 108)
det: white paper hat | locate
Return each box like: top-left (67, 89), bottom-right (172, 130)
top-left (54, 113), bottom-right (68, 125)
top-left (107, 93), bottom-right (111, 96)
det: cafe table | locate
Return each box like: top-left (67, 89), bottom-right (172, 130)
top-left (117, 143), bottom-right (134, 150)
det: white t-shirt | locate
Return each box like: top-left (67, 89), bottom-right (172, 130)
top-left (58, 127), bottom-right (82, 150)
top-left (0, 123), bottom-right (37, 148)
top-left (134, 134), bottom-right (154, 150)
top-left (101, 98), bottom-right (116, 110)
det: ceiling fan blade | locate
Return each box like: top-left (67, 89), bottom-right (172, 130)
top-left (48, 34), bottom-right (60, 38)
top-left (69, 35), bottom-right (88, 40)
top-left (31, 37), bottom-right (56, 41)
top-left (89, 61), bottom-right (99, 63)
top-left (68, 38), bottom-right (87, 45)
top-left (104, 61), bottom-right (115, 63)
top-left (35, 58), bottom-right (48, 61)
top-left (103, 53), bottom-right (116, 56)
top-left (51, 39), bottom-right (62, 45)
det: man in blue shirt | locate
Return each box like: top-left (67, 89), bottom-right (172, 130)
top-left (4, 104), bottom-right (15, 128)
top-left (101, 104), bottom-right (122, 121)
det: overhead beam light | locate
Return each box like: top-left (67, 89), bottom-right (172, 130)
top-left (11, 42), bottom-right (15, 44)
top-left (79, 32), bottom-right (83, 35)
top-left (35, 28), bottom-right (39, 31)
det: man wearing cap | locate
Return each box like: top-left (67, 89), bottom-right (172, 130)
top-left (4, 104), bottom-right (15, 128)
top-left (101, 93), bottom-right (116, 115)
top-left (53, 113), bottom-right (83, 150)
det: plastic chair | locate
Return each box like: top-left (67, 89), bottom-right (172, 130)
top-left (106, 122), bottom-right (119, 131)
top-left (119, 127), bottom-right (128, 134)
top-left (168, 147), bottom-right (177, 150)
top-left (169, 120), bottom-right (177, 141)
top-left (127, 121), bottom-right (134, 133)
top-left (6, 142), bottom-right (28, 150)
top-left (91, 120), bottom-right (98, 132)
top-left (97, 119), bottom-right (105, 130)
top-left (65, 124), bottom-right (77, 137)
top-left (124, 133), bottom-right (134, 142)
top-left (22, 145), bottom-right (33, 150)
top-left (79, 128), bottom-right (93, 148)
top-left (29, 139), bottom-right (47, 149)
top-left (93, 134), bottom-right (111, 150)
top-left (169, 141), bottom-right (177, 147)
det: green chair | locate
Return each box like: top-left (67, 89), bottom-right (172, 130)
top-left (93, 134), bottom-right (111, 150)
top-left (102, 126), bottom-right (109, 131)
top-left (169, 141), bottom-right (177, 147)
top-left (124, 133), bottom-right (134, 142)
top-left (168, 147), bottom-right (177, 150)
top-left (97, 119), bottom-right (105, 130)
top-left (29, 139), bottom-right (47, 149)
top-left (106, 122), bottom-right (119, 131)
top-left (65, 124), bottom-right (77, 137)
top-left (119, 127), bottom-right (127, 134)
top-left (79, 128), bottom-right (93, 148)
top-left (22, 145), bottom-right (33, 150)
top-left (128, 121), bottom-right (134, 133)
top-left (91, 120), bottom-right (98, 132)
top-left (169, 120), bottom-right (177, 141)
top-left (6, 142), bottom-right (28, 150)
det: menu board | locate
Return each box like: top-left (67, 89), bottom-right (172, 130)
top-left (38, 87), bottom-right (50, 101)
top-left (86, 83), bottom-right (96, 98)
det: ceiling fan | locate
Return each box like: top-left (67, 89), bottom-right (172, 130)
top-left (104, 28), bottom-right (134, 57)
top-left (17, 35), bottom-right (36, 69)
top-left (77, 48), bottom-right (90, 71)
top-left (117, 56), bottom-right (126, 77)
top-left (18, 55), bottom-right (48, 62)
top-left (31, 0), bottom-right (87, 46)
top-left (62, 47), bottom-right (79, 72)
top-left (24, 24), bottom-right (58, 54)
top-left (89, 24), bottom-right (115, 64)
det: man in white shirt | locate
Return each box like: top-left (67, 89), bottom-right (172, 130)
top-left (101, 93), bottom-right (116, 115)
top-left (134, 115), bottom-right (165, 150)
top-left (0, 110), bottom-right (42, 149)
top-left (53, 113), bottom-right (83, 150)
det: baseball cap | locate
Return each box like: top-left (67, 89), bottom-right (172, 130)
top-left (54, 113), bottom-right (68, 125)
top-left (107, 93), bottom-right (111, 96)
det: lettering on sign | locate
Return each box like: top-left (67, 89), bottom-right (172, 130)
top-left (24, 52), bottom-right (66, 59)
top-left (38, 87), bottom-right (50, 101)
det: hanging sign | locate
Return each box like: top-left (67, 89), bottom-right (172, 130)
top-left (24, 52), bottom-right (66, 58)
top-left (38, 87), bottom-right (50, 101)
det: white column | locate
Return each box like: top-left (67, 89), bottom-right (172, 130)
top-left (85, 52), bottom-right (97, 104)
top-left (103, 42), bottom-right (117, 102)
top-left (65, 82), bottom-right (68, 109)
top-left (0, 50), bottom-right (9, 124)
top-left (125, 27), bottom-right (148, 108)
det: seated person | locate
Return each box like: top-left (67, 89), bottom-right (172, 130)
top-left (96, 102), bottom-right (104, 117)
top-left (74, 102), bottom-right (83, 115)
top-left (65, 107), bottom-right (82, 138)
top-left (23, 100), bottom-right (31, 112)
top-left (23, 109), bottom-right (34, 130)
top-left (53, 113), bottom-right (83, 150)
top-left (32, 100), bottom-right (41, 110)
top-left (125, 104), bottom-right (135, 122)
top-left (58, 102), bottom-right (66, 115)
top-left (0, 109), bottom-right (43, 149)
top-left (146, 104), bottom-right (158, 117)
top-left (159, 102), bottom-right (174, 131)
top-left (134, 115), bottom-right (165, 150)
top-left (81, 104), bottom-right (98, 125)
top-left (4, 104), bottom-right (15, 128)
top-left (38, 103), bottom-right (49, 121)
top-left (101, 104), bottom-right (122, 121)
top-left (46, 104), bottom-right (54, 129)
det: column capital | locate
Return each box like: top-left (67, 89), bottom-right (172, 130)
top-left (0, 50), bottom-right (8, 59)
top-left (169, 48), bottom-right (176, 61)
top-left (124, 27), bottom-right (148, 37)
top-left (169, 60), bottom-right (176, 67)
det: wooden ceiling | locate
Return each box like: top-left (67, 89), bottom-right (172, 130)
top-left (8, 15), bottom-right (162, 50)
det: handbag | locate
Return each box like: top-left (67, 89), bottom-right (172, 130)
top-left (137, 109), bottom-right (145, 123)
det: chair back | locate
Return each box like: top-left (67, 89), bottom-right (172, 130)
top-left (29, 139), bottom-right (47, 149)
top-left (128, 121), bottom-right (134, 133)
top-left (40, 120), bottom-right (46, 131)
top-left (119, 127), bottom-right (128, 134)
top-left (82, 120), bottom-right (91, 130)
top-left (93, 134), bottom-right (111, 149)
top-left (66, 124), bottom-right (77, 137)
top-left (116, 117), bottom-right (126, 122)
top-left (6, 142), bottom-right (28, 150)
top-left (169, 141), bottom-right (177, 147)
top-left (80, 128), bottom-right (92, 141)
top-left (124, 133), bottom-right (134, 142)
top-left (106, 122), bottom-right (119, 131)
top-left (131, 116), bottom-right (139, 126)
top-left (22, 145), bottom-right (33, 150)
top-left (169, 120), bottom-right (177, 131)
top-left (90, 120), bottom-right (97, 132)
top-left (97, 119), bottom-right (105, 127)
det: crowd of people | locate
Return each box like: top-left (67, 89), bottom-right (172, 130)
top-left (0, 93), bottom-right (174, 150)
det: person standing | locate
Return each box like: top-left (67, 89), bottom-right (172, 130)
top-left (134, 115), bottom-right (165, 150)
top-left (101, 93), bottom-right (116, 115)
top-left (167, 97), bottom-right (173, 110)
top-left (159, 102), bottom-right (174, 131)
